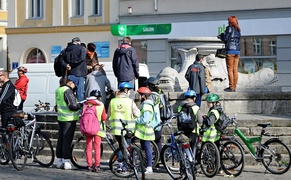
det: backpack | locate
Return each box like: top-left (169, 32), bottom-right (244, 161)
top-left (54, 50), bottom-right (65, 77)
top-left (13, 89), bottom-right (21, 106)
top-left (79, 102), bottom-right (100, 136)
top-left (177, 103), bottom-right (198, 133)
top-left (159, 94), bottom-right (173, 121)
top-left (215, 108), bottom-right (231, 132)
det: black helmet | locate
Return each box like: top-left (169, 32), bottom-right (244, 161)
top-left (90, 90), bottom-right (101, 98)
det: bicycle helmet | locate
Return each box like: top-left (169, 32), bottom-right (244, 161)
top-left (17, 66), bottom-right (28, 73)
top-left (90, 90), bottom-right (101, 98)
top-left (145, 77), bottom-right (159, 85)
top-left (184, 90), bottom-right (196, 98)
top-left (118, 82), bottom-right (133, 90)
top-left (137, 87), bottom-right (152, 95)
top-left (205, 93), bottom-right (220, 103)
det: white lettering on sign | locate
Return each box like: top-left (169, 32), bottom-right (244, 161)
top-left (143, 27), bottom-right (154, 32)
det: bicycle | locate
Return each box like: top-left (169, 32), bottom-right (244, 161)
top-left (8, 113), bottom-right (55, 171)
top-left (109, 119), bottom-right (145, 180)
top-left (33, 100), bottom-right (51, 112)
top-left (160, 115), bottom-right (196, 180)
top-left (221, 114), bottom-right (291, 174)
top-left (71, 123), bottom-right (160, 169)
top-left (0, 127), bottom-right (10, 165)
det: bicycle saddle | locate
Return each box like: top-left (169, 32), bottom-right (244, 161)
top-left (257, 123), bottom-right (271, 128)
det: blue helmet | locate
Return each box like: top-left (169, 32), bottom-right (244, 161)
top-left (118, 82), bottom-right (133, 90)
top-left (184, 90), bottom-right (196, 98)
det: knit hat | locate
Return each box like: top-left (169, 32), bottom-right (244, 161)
top-left (87, 42), bottom-right (96, 52)
top-left (72, 37), bottom-right (81, 42)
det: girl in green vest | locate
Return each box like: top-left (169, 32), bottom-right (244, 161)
top-left (135, 87), bottom-right (155, 174)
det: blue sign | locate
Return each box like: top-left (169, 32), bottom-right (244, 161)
top-left (51, 45), bottom-right (62, 62)
top-left (94, 41), bottom-right (110, 58)
top-left (12, 62), bottom-right (18, 69)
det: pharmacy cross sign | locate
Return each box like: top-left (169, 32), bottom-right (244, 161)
top-left (111, 24), bottom-right (171, 36)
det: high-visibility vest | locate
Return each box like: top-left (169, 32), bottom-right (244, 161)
top-left (202, 109), bottom-right (220, 142)
top-left (135, 103), bottom-right (155, 141)
top-left (56, 86), bottom-right (79, 122)
top-left (96, 104), bottom-right (106, 138)
top-left (109, 97), bottom-right (135, 136)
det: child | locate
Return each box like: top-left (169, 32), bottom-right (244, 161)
top-left (84, 90), bottom-right (107, 172)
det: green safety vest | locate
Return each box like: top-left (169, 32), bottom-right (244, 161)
top-left (96, 104), bottom-right (106, 138)
top-left (135, 103), bottom-right (155, 141)
top-left (177, 104), bottom-right (200, 134)
top-left (109, 97), bottom-right (135, 136)
top-left (55, 86), bottom-right (79, 122)
top-left (202, 109), bottom-right (220, 143)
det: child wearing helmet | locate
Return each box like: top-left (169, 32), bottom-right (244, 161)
top-left (135, 87), bottom-right (156, 174)
top-left (15, 66), bottom-right (29, 110)
top-left (177, 90), bottom-right (203, 150)
top-left (202, 93), bottom-right (223, 143)
top-left (107, 82), bottom-right (140, 173)
top-left (83, 90), bottom-right (107, 172)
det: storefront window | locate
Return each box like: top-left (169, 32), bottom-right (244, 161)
top-left (26, 48), bottom-right (46, 63)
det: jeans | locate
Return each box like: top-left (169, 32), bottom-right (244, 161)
top-left (154, 130), bottom-right (162, 155)
top-left (56, 121), bottom-right (77, 159)
top-left (226, 54), bottom-right (240, 90)
top-left (141, 140), bottom-right (152, 167)
top-left (76, 76), bottom-right (85, 102)
top-left (195, 94), bottom-right (202, 107)
top-left (85, 135), bottom-right (102, 167)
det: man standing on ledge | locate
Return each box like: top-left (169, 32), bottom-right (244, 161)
top-left (112, 36), bottom-right (139, 99)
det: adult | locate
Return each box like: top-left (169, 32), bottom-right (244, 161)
top-left (55, 75), bottom-right (82, 170)
top-left (15, 66), bottom-right (29, 110)
top-left (135, 87), bottom-right (155, 174)
top-left (201, 60), bottom-right (213, 93)
top-left (112, 36), bottom-right (139, 99)
top-left (86, 42), bottom-right (106, 75)
top-left (0, 70), bottom-right (17, 128)
top-left (217, 16), bottom-right (241, 92)
top-left (85, 63), bottom-right (111, 105)
top-left (107, 82), bottom-right (140, 172)
top-left (64, 37), bottom-right (87, 101)
top-left (185, 54), bottom-right (206, 107)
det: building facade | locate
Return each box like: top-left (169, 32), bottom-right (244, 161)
top-left (0, 0), bottom-right (7, 70)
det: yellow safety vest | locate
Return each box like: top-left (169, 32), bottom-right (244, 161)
top-left (135, 103), bottom-right (155, 141)
top-left (202, 109), bottom-right (220, 142)
top-left (109, 97), bottom-right (135, 136)
top-left (55, 86), bottom-right (79, 122)
top-left (96, 104), bottom-right (106, 138)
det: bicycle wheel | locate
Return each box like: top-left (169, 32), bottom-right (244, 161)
top-left (70, 136), bottom-right (87, 169)
top-left (109, 146), bottom-right (134, 178)
top-left (220, 140), bottom-right (245, 177)
top-left (161, 144), bottom-right (182, 179)
top-left (30, 131), bottom-right (55, 167)
top-left (181, 148), bottom-right (195, 180)
top-left (132, 146), bottom-right (145, 180)
top-left (8, 130), bottom-right (28, 171)
top-left (131, 137), bottom-right (160, 167)
top-left (0, 132), bottom-right (9, 165)
top-left (260, 139), bottom-right (291, 174)
top-left (199, 141), bottom-right (220, 177)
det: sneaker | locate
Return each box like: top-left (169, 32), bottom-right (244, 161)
top-left (116, 162), bottom-right (123, 172)
top-left (88, 166), bottom-right (94, 172)
top-left (145, 167), bottom-right (153, 174)
top-left (64, 162), bottom-right (72, 170)
top-left (94, 166), bottom-right (101, 172)
top-left (224, 87), bottom-right (235, 92)
top-left (56, 162), bottom-right (64, 169)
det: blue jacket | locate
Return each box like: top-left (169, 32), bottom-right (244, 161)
top-left (219, 26), bottom-right (241, 55)
top-left (112, 43), bottom-right (139, 82)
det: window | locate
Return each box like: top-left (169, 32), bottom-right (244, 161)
top-left (270, 40), bottom-right (276, 55)
top-left (26, 48), bottom-right (46, 63)
top-left (0, 0), bottom-right (7, 10)
top-left (74, 0), bottom-right (84, 16)
top-left (30, 0), bottom-right (43, 18)
top-left (92, 0), bottom-right (102, 16)
top-left (253, 38), bottom-right (262, 54)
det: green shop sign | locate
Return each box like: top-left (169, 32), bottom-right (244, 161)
top-left (111, 24), bottom-right (171, 36)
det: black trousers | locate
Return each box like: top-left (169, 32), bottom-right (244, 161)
top-left (56, 121), bottom-right (77, 159)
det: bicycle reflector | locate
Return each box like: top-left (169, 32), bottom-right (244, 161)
top-left (181, 142), bottom-right (191, 149)
top-left (6, 124), bottom-right (16, 132)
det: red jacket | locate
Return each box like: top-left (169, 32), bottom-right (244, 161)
top-left (15, 75), bottom-right (29, 100)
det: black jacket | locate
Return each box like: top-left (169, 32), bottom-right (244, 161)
top-left (0, 80), bottom-right (17, 114)
top-left (185, 61), bottom-right (206, 95)
top-left (64, 43), bottom-right (87, 77)
top-left (112, 43), bottom-right (139, 82)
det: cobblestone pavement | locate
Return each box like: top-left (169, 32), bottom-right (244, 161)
top-left (0, 161), bottom-right (291, 180)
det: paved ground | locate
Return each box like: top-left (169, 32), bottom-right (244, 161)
top-left (1, 160), bottom-right (291, 180)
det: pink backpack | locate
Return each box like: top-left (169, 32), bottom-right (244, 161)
top-left (79, 102), bottom-right (100, 136)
